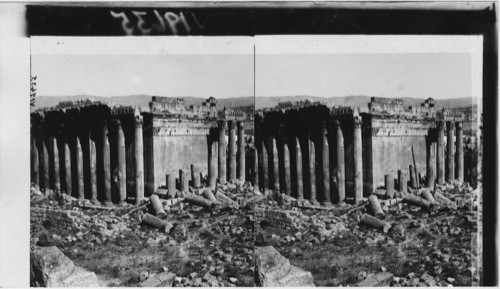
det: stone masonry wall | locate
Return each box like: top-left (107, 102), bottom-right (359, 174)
top-left (31, 208), bottom-right (84, 229)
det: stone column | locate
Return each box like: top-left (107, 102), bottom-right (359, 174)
top-left (76, 136), bottom-right (84, 200)
top-left (385, 173), bottom-right (393, 196)
top-left (90, 137), bottom-right (99, 204)
top-left (398, 170), bottom-right (407, 193)
top-left (409, 164), bottom-right (417, 189)
top-left (446, 121), bottom-right (455, 182)
top-left (102, 123), bottom-right (112, 205)
top-left (261, 140), bottom-right (269, 191)
top-left (353, 115), bottom-right (363, 205)
top-left (134, 116), bottom-right (144, 204)
top-left (208, 138), bottom-right (218, 188)
top-left (166, 173), bottom-right (176, 198)
top-left (426, 140), bottom-right (436, 189)
top-left (334, 121), bottom-right (345, 205)
top-left (271, 137), bottom-right (280, 193)
top-left (237, 121), bottom-right (245, 182)
top-left (116, 120), bottom-right (127, 205)
top-left (64, 141), bottom-right (72, 195)
top-left (283, 138), bottom-right (291, 196)
top-left (31, 139), bottom-right (40, 190)
top-left (191, 164), bottom-right (201, 188)
top-left (308, 136), bottom-right (318, 205)
top-left (42, 140), bottom-right (49, 192)
top-left (322, 126), bottom-right (331, 206)
top-left (295, 137), bottom-right (304, 200)
top-left (52, 138), bottom-right (61, 192)
top-left (228, 121), bottom-right (237, 182)
top-left (180, 169), bottom-right (189, 193)
top-left (218, 121), bottom-right (227, 185)
top-left (253, 146), bottom-right (259, 188)
top-left (436, 121), bottom-right (445, 185)
top-left (456, 122), bottom-right (464, 183)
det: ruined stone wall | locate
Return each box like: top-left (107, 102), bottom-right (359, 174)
top-left (143, 114), bottom-right (214, 192)
top-left (362, 114), bottom-right (436, 191)
top-left (254, 207), bottom-right (301, 229)
top-left (31, 208), bottom-right (84, 229)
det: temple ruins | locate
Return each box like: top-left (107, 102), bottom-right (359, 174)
top-left (30, 97), bottom-right (248, 205)
top-left (254, 97), bottom-right (475, 205)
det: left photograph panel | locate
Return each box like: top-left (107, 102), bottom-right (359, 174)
top-left (29, 37), bottom-right (256, 287)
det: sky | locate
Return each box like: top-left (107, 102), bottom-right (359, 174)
top-left (256, 53), bottom-right (471, 99)
top-left (32, 54), bottom-right (254, 99)
top-left (33, 52), bottom-right (472, 100)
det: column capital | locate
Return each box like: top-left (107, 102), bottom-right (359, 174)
top-left (228, 120), bottom-right (237, 129)
top-left (135, 115), bottom-right (143, 127)
top-left (237, 120), bottom-right (244, 129)
top-left (333, 119), bottom-right (341, 130)
top-left (455, 121), bottom-right (462, 129)
top-left (353, 115), bottom-right (362, 128)
top-left (436, 121), bottom-right (445, 130)
top-left (447, 121), bottom-right (455, 131)
top-left (112, 118), bottom-right (122, 127)
top-left (218, 120), bottom-right (227, 128)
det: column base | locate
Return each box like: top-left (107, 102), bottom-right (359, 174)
top-left (90, 199), bottom-right (101, 205)
top-left (322, 201), bottom-right (332, 207)
top-left (103, 201), bottom-right (113, 207)
top-left (336, 201), bottom-right (346, 206)
top-left (118, 201), bottom-right (127, 207)
top-left (310, 199), bottom-right (319, 206)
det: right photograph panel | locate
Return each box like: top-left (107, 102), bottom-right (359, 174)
top-left (253, 36), bottom-right (483, 287)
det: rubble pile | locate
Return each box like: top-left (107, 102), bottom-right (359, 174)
top-left (255, 181), bottom-right (481, 287)
top-left (30, 181), bottom-right (258, 287)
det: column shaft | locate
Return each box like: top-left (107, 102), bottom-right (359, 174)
top-left (64, 142), bottom-right (72, 195)
top-left (52, 138), bottom-right (60, 192)
top-left (117, 121), bottom-right (127, 205)
top-left (261, 140), bottom-right (269, 191)
top-left (398, 170), bottom-right (407, 193)
top-left (166, 173), bottom-right (176, 198)
top-left (322, 126), bottom-right (331, 205)
top-left (253, 146), bottom-right (259, 188)
top-left (134, 118), bottom-right (145, 204)
top-left (295, 137), bottom-right (304, 200)
top-left (76, 137), bottom-right (84, 200)
top-left (31, 139), bottom-right (40, 190)
top-left (42, 140), bottom-right (49, 192)
top-left (283, 140), bottom-right (291, 196)
top-left (180, 169), bottom-right (189, 193)
top-left (191, 164), bottom-right (201, 188)
top-left (446, 121), bottom-right (455, 182)
top-left (228, 121), bottom-right (237, 182)
top-left (426, 140), bottom-right (436, 189)
top-left (436, 121), bottom-right (445, 185)
top-left (308, 137), bottom-right (317, 204)
top-left (102, 124), bottom-right (112, 205)
top-left (208, 138), bottom-right (218, 188)
top-left (218, 121), bottom-right (227, 184)
top-left (335, 121), bottom-right (345, 205)
top-left (90, 138), bottom-right (98, 203)
top-left (271, 137), bottom-right (280, 192)
top-left (456, 122), bottom-right (464, 182)
top-left (237, 121), bottom-right (245, 182)
top-left (409, 164), bottom-right (417, 189)
top-left (353, 116), bottom-right (363, 205)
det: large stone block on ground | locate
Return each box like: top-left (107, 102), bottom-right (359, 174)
top-left (138, 272), bottom-right (176, 287)
top-left (255, 246), bottom-right (315, 287)
top-left (356, 272), bottom-right (394, 287)
top-left (31, 246), bottom-right (99, 287)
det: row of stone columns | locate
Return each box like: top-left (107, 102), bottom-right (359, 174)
top-left (31, 117), bottom-right (145, 205)
top-left (257, 117), bottom-right (363, 205)
top-left (434, 120), bottom-right (464, 185)
top-left (208, 120), bottom-right (245, 186)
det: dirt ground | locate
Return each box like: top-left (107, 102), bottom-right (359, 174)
top-left (30, 184), bottom-right (256, 287)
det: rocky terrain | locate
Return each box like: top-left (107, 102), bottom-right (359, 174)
top-left (255, 181), bottom-right (482, 287)
top-left (30, 180), bottom-right (481, 287)
top-left (30, 183), bottom-right (257, 287)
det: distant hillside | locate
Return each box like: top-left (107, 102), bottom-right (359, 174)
top-left (33, 95), bottom-right (477, 111)
top-left (33, 95), bottom-right (255, 110)
top-left (255, 95), bottom-right (477, 110)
